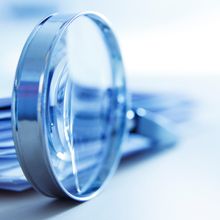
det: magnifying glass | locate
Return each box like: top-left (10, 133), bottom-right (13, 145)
top-left (12, 11), bottom-right (177, 201)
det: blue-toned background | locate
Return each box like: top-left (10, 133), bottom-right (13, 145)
top-left (0, 1), bottom-right (220, 219)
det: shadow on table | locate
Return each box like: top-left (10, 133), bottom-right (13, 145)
top-left (0, 144), bottom-right (175, 220)
top-left (0, 189), bottom-right (81, 220)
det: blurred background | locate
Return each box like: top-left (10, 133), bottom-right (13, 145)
top-left (0, 0), bottom-right (220, 219)
top-left (1, 0), bottom-right (220, 91)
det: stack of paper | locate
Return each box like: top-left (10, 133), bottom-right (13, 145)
top-left (0, 92), bottom-right (194, 191)
top-left (0, 98), bottom-right (31, 191)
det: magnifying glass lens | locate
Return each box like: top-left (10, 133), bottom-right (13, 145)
top-left (13, 13), bottom-right (126, 200)
top-left (47, 16), bottom-right (122, 196)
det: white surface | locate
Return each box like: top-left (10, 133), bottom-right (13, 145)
top-left (0, 75), bottom-right (219, 220)
top-left (1, 1), bottom-right (220, 98)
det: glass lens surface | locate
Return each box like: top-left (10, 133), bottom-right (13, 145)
top-left (45, 16), bottom-right (126, 197)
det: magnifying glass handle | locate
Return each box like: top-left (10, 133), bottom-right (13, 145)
top-left (128, 108), bottom-right (178, 148)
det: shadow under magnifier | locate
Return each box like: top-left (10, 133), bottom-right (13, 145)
top-left (0, 140), bottom-right (175, 220)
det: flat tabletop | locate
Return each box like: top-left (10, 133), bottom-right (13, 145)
top-left (0, 75), bottom-right (219, 220)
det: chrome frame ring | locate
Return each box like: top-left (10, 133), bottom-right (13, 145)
top-left (12, 11), bottom-right (126, 201)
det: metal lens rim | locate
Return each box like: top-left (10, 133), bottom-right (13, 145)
top-left (12, 11), bottom-right (127, 201)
